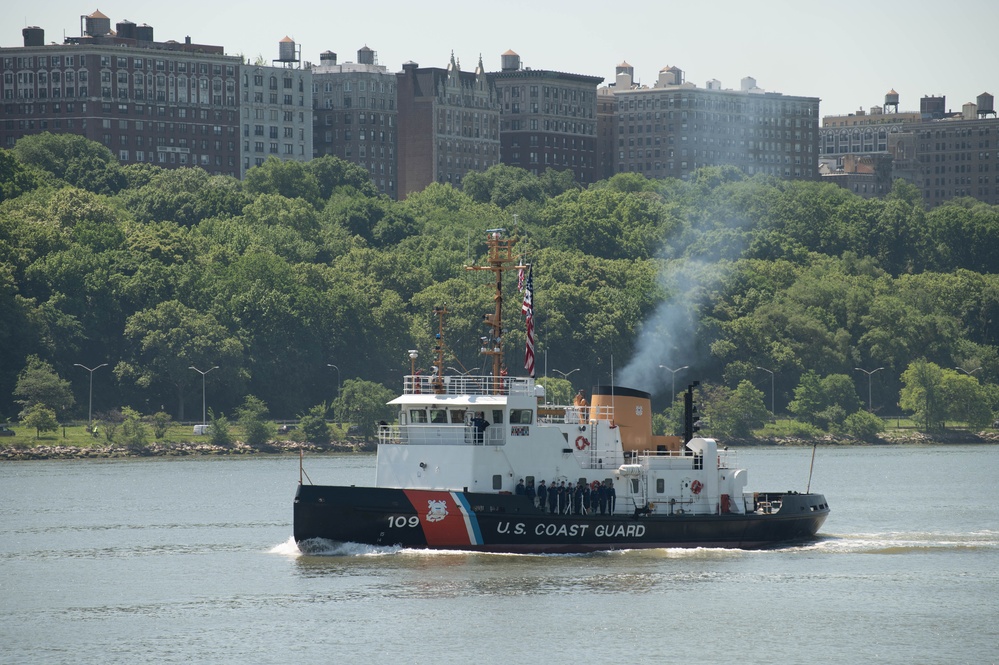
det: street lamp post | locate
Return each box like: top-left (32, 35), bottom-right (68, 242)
top-left (955, 366), bottom-right (982, 376)
top-left (552, 368), bottom-right (580, 380)
top-left (188, 365), bottom-right (219, 425)
top-left (73, 363), bottom-right (108, 427)
top-left (659, 364), bottom-right (689, 404)
top-left (327, 364), bottom-right (342, 424)
top-left (854, 367), bottom-right (884, 412)
top-left (756, 366), bottom-right (775, 416)
top-left (326, 364), bottom-right (341, 399)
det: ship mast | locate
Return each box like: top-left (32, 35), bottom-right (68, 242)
top-left (430, 305), bottom-right (448, 394)
top-left (465, 229), bottom-right (525, 388)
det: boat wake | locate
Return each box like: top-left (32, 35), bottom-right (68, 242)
top-left (285, 536), bottom-right (402, 557)
top-left (794, 530), bottom-right (999, 554)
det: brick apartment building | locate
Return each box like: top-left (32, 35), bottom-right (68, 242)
top-left (395, 54), bottom-right (500, 199)
top-left (820, 91), bottom-right (999, 207)
top-left (488, 50), bottom-right (603, 185)
top-left (311, 46), bottom-right (397, 197)
top-left (601, 63), bottom-right (820, 182)
top-left (1, 11), bottom-right (241, 176)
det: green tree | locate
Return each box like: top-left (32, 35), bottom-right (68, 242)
top-left (334, 379), bottom-right (395, 441)
top-left (305, 155), bottom-right (377, 199)
top-left (298, 403), bottom-right (331, 445)
top-left (237, 395), bottom-right (272, 447)
top-left (536, 376), bottom-right (573, 406)
top-left (0, 148), bottom-right (39, 203)
top-left (119, 406), bottom-right (148, 450)
top-left (20, 402), bottom-right (58, 438)
top-left (900, 359), bottom-right (945, 431)
top-left (115, 300), bottom-right (244, 421)
top-left (716, 380), bottom-right (769, 437)
top-left (243, 157), bottom-right (321, 206)
top-left (208, 409), bottom-right (233, 448)
top-left (940, 371), bottom-right (992, 430)
top-left (788, 371), bottom-right (861, 429)
top-left (843, 410), bottom-right (885, 441)
top-left (151, 411), bottom-right (171, 439)
top-left (13, 133), bottom-right (125, 194)
top-left (14, 355), bottom-right (75, 414)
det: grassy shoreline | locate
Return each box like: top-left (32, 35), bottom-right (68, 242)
top-left (2, 426), bottom-right (995, 461)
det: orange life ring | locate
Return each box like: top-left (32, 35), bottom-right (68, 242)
top-left (574, 435), bottom-right (590, 450)
top-left (690, 479), bottom-right (704, 495)
top-left (590, 480), bottom-right (601, 491)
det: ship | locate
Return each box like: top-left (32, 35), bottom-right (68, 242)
top-left (294, 230), bottom-right (829, 554)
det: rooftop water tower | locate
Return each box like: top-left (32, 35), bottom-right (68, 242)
top-left (22, 26), bottom-right (44, 47)
top-left (884, 88), bottom-right (899, 113)
top-left (977, 92), bottom-right (995, 118)
top-left (82, 9), bottom-right (111, 37)
top-left (501, 49), bottom-right (520, 72)
top-left (275, 36), bottom-right (301, 67)
top-left (357, 45), bottom-right (376, 65)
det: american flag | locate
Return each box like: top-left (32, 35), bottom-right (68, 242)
top-left (522, 266), bottom-right (535, 377)
top-left (524, 313), bottom-right (535, 378)
top-left (521, 266), bottom-right (533, 316)
top-left (517, 265), bottom-right (526, 292)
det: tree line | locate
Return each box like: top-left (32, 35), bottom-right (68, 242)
top-left (3, 132), bottom-right (999, 439)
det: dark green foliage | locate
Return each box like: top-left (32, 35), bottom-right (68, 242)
top-left (20, 403), bottom-right (58, 438)
top-left (298, 403), bottom-right (331, 445)
top-left (2, 135), bottom-right (999, 434)
top-left (208, 409), bottom-right (233, 448)
top-left (237, 395), bottom-right (272, 446)
top-left (14, 356), bottom-right (74, 414)
top-left (13, 133), bottom-right (126, 195)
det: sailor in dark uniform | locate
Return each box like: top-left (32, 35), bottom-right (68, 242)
top-left (537, 480), bottom-right (548, 512)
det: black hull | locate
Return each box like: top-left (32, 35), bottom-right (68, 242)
top-left (294, 485), bottom-right (830, 554)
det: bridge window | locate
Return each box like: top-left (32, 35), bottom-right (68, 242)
top-left (409, 409), bottom-right (427, 423)
top-left (510, 409), bottom-right (533, 424)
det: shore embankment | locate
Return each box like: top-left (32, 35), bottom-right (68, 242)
top-left (0, 439), bottom-right (376, 461)
top-left (2, 430), bottom-right (995, 461)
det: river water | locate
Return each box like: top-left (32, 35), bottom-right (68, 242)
top-left (1, 445), bottom-right (996, 664)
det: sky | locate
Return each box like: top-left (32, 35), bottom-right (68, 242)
top-left (5, 1), bottom-right (998, 118)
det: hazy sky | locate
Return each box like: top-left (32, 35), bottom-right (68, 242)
top-left (6, 0), bottom-right (997, 117)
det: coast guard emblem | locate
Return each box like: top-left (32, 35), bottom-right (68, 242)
top-left (426, 499), bottom-right (448, 522)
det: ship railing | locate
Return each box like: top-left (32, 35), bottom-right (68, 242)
top-left (633, 447), bottom-right (736, 468)
top-left (537, 404), bottom-right (614, 424)
top-left (403, 374), bottom-right (533, 397)
top-left (378, 424), bottom-right (505, 447)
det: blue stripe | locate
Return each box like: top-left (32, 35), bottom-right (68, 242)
top-left (452, 492), bottom-right (483, 545)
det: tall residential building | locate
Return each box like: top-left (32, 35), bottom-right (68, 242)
top-left (1, 11), bottom-right (241, 175)
top-left (396, 54), bottom-right (500, 199)
top-left (239, 37), bottom-right (313, 177)
top-left (909, 108), bottom-right (999, 207)
top-left (601, 63), bottom-right (820, 181)
top-left (488, 50), bottom-right (603, 185)
top-left (311, 46), bottom-right (397, 197)
top-left (820, 90), bottom-right (999, 207)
